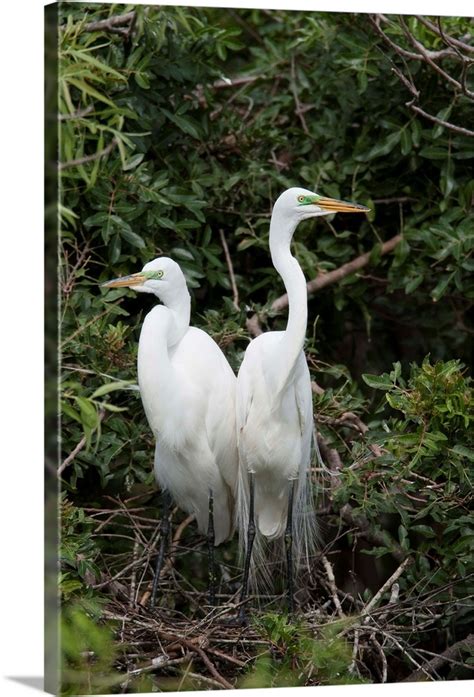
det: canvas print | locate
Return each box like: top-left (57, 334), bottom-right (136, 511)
top-left (47, 2), bottom-right (474, 693)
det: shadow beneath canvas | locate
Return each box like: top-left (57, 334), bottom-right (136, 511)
top-left (7, 677), bottom-right (44, 692)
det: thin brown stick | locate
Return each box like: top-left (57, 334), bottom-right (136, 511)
top-left (290, 55), bottom-right (310, 136)
top-left (58, 408), bottom-right (106, 476)
top-left (58, 105), bottom-right (94, 121)
top-left (157, 629), bottom-right (234, 689)
top-left (403, 634), bottom-right (474, 682)
top-left (416, 16), bottom-right (474, 54)
top-left (59, 138), bottom-right (118, 171)
top-left (322, 555), bottom-right (345, 618)
top-left (363, 557), bottom-right (412, 617)
top-left (218, 229), bottom-right (240, 310)
top-left (213, 75), bottom-right (259, 89)
top-left (369, 14), bottom-right (455, 61)
top-left (408, 104), bottom-right (474, 137)
top-left (80, 11), bottom-right (136, 36)
top-left (194, 646), bottom-right (234, 689)
top-left (399, 16), bottom-right (474, 99)
top-left (370, 632), bottom-right (388, 683)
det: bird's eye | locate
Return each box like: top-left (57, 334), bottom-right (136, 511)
top-left (297, 195), bottom-right (305, 203)
top-left (146, 270), bottom-right (164, 280)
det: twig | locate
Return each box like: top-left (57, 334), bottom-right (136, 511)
top-left (157, 628), bottom-right (234, 689)
top-left (139, 514), bottom-right (195, 606)
top-left (404, 637), bottom-right (474, 681)
top-left (416, 16), bottom-right (474, 54)
top-left (322, 555), bottom-right (345, 618)
top-left (174, 669), bottom-right (231, 690)
top-left (80, 10), bottom-right (136, 36)
top-left (399, 16), bottom-right (474, 99)
top-left (58, 105), bottom-right (94, 121)
top-left (370, 632), bottom-right (388, 682)
top-left (126, 654), bottom-right (189, 678)
top-left (349, 628), bottom-right (360, 674)
top-left (59, 138), bottom-right (118, 171)
top-left (290, 55), bottom-right (310, 136)
top-left (369, 14), bottom-right (455, 61)
top-left (212, 75), bottom-right (259, 89)
top-left (363, 557), bottom-right (412, 618)
top-left (408, 104), bottom-right (474, 137)
top-left (61, 239), bottom-right (92, 295)
top-left (61, 306), bottom-right (116, 348)
top-left (218, 229), bottom-right (240, 310)
top-left (403, 634), bottom-right (474, 682)
top-left (275, 234), bottom-right (403, 311)
top-left (58, 408), bottom-right (106, 476)
top-left (129, 533), bottom-right (140, 608)
top-left (194, 646), bottom-right (234, 689)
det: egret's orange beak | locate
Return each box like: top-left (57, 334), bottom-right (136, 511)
top-left (102, 273), bottom-right (147, 288)
top-left (317, 197), bottom-right (370, 213)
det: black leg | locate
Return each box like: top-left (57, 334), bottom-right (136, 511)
top-left (150, 490), bottom-right (172, 609)
top-left (285, 481), bottom-right (295, 617)
top-left (238, 472), bottom-right (256, 624)
top-left (207, 489), bottom-right (216, 606)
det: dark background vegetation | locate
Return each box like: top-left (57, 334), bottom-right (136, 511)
top-left (57, 3), bottom-right (473, 693)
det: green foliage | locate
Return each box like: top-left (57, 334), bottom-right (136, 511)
top-left (240, 614), bottom-right (367, 687)
top-left (341, 359), bottom-right (473, 632)
top-left (60, 496), bottom-right (102, 597)
top-left (60, 599), bottom-right (121, 695)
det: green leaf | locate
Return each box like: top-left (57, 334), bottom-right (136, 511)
top-left (66, 77), bottom-right (115, 107)
top-left (431, 273), bottom-right (455, 302)
top-left (75, 397), bottom-right (99, 430)
top-left (91, 381), bottom-right (135, 398)
top-left (451, 444), bottom-right (474, 461)
top-left (362, 374), bottom-right (393, 390)
top-left (161, 108), bottom-right (201, 139)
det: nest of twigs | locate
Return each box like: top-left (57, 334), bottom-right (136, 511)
top-left (71, 492), bottom-right (473, 690)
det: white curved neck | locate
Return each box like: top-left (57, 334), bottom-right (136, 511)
top-left (137, 287), bottom-right (191, 440)
top-left (160, 287), bottom-right (191, 347)
top-left (269, 214), bottom-right (308, 393)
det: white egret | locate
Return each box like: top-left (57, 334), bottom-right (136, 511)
top-left (103, 257), bottom-right (238, 606)
top-left (236, 187), bottom-right (369, 617)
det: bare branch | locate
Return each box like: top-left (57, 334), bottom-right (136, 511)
top-left (322, 555), bottom-right (345, 618)
top-left (80, 10), bottom-right (136, 36)
top-left (399, 16), bottom-right (474, 99)
top-left (273, 235), bottom-right (403, 313)
top-left (363, 557), bottom-right (412, 617)
top-left (408, 103), bottom-right (474, 137)
top-left (247, 235), bottom-right (402, 336)
top-left (404, 633), bottom-right (474, 682)
top-left (369, 14), bottom-right (456, 61)
top-left (290, 55), bottom-right (310, 136)
top-left (415, 16), bottom-right (474, 55)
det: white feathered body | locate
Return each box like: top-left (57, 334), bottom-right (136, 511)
top-left (138, 305), bottom-right (237, 545)
top-left (236, 331), bottom-right (313, 541)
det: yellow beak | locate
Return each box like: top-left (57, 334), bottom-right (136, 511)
top-left (102, 273), bottom-right (147, 288)
top-left (317, 197), bottom-right (370, 213)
